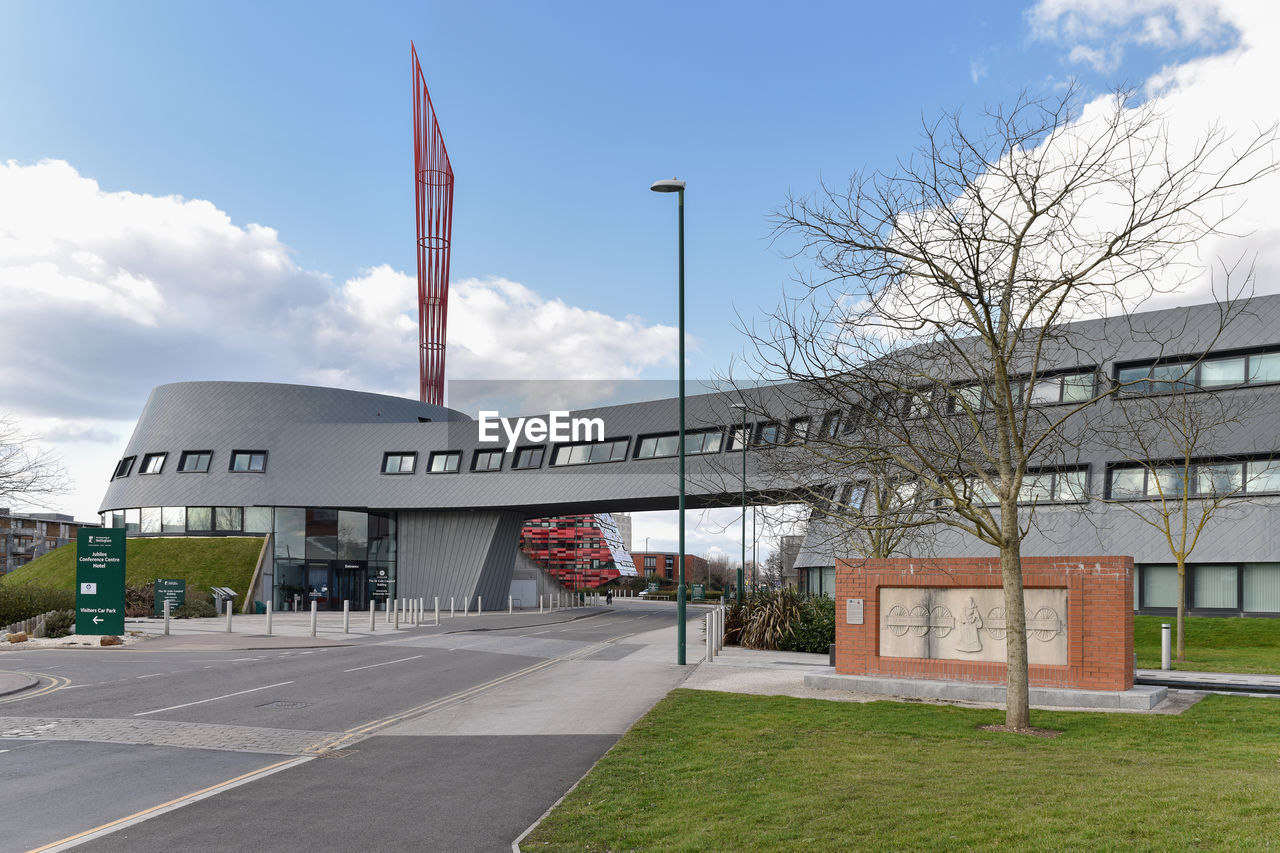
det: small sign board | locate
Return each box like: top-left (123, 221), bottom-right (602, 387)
top-left (646, 581), bottom-right (659, 595)
top-left (154, 578), bottom-right (186, 616)
top-left (846, 598), bottom-right (865, 626)
top-left (369, 566), bottom-right (393, 600)
top-left (692, 583), bottom-right (706, 601)
top-left (76, 529), bottom-right (126, 635)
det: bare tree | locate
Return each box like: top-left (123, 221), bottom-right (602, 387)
top-left (0, 415), bottom-right (68, 509)
top-left (1097, 361), bottom-right (1269, 662)
top-left (747, 87), bottom-right (1275, 729)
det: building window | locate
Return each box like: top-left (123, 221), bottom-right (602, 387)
top-left (635, 429), bottom-right (723, 459)
top-left (967, 469), bottom-right (1088, 505)
top-left (819, 410), bottom-right (841, 438)
top-left (728, 425), bottom-right (751, 451)
top-left (513, 446), bottom-right (545, 470)
top-left (178, 451), bottom-right (212, 473)
top-left (215, 506), bottom-right (243, 531)
top-left (1117, 350), bottom-right (1280, 395)
top-left (382, 452), bottom-right (417, 474)
top-left (1028, 371), bottom-right (1096, 404)
top-left (755, 422), bottom-right (781, 445)
top-left (473, 449), bottom-right (504, 471)
top-left (139, 453), bottom-right (167, 475)
top-left (550, 438), bottom-right (629, 466)
top-left (112, 456), bottom-right (136, 479)
top-left (229, 451), bottom-right (267, 472)
top-left (644, 555), bottom-right (657, 569)
top-left (788, 418), bottom-right (810, 442)
top-left (427, 451), bottom-right (461, 473)
top-left (1107, 458), bottom-right (1280, 500)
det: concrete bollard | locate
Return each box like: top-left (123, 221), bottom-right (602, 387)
top-left (310, 600), bottom-right (318, 637)
top-left (706, 614), bottom-right (713, 662)
top-left (226, 603), bottom-right (233, 633)
top-left (1161, 623), bottom-right (1172, 671)
top-left (369, 601), bottom-right (376, 631)
top-left (394, 598), bottom-right (400, 630)
top-left (463, 597), bottom-right (469, 617)
top-left (163, 598), bottom-right (171, 636)
top-left (266, 600), bottom-right (273, 636)
top-left (343, 599), bottom-right (350, 634)
top-left (450, 597), bottom-right (455, 618)
top-left (539, 594), bottom-right (544, 614)
top-left (418, 597), bottom-right (424, 627)
top-left (508, 595), bottom-right (513, 614)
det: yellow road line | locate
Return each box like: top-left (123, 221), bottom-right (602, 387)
top-left (0, 673), bottom-right (70, 705)
top-left (25, 756), bottom-right (307, 853)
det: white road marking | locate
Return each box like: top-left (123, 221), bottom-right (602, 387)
top-left (135, 673), bottom-right (164, 679)
top-left (133, 681), bottom-right (294, 717)
top-left (342, 655), bottom-right (425, 673)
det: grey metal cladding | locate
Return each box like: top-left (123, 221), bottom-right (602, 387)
top-left (396, 510), bottom-right (524, 604)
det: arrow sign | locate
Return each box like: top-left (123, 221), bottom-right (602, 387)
top-left (93, 616), bottom-right (104, 624)
top-left (76, 528), bottom-right (125, 635)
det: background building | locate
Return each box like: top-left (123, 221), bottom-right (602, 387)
top-left (631, 551), bottom-right (711, 585)
top-left (1, 509), bottom-right (95, 574)
top-left (519, 513), bottom-right (636, 589)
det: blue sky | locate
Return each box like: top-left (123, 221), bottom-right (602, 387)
top-left (2, 0), bottom-right (1273, 556)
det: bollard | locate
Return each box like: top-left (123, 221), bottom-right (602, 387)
top-left (343, 599), bottom-right (350, 634)
top-left (508, 595), bottom-right (513, 614)
top-left (450, 597), bottom-right (455, 618)
top-left (539, 594), bottom-right (544, 614)
top-left (418, 597), bottom-right (424, 627)
top-left (434, 597), bottom-right (440, 626)
top-left (478, 596), bottom-right (483, 614)
top-left (1161, 623), bottom-right (1172, 671)
top-left (370, 601), bottom-right (376, 631)
top-left (310, 600), bottom-right (318, 637)
top-left (266, 600), bottom-right (273, 636)
top-left (394, 598), bottom-right (400, 630)
top-left (706, 614), bottom-right (713, 662)
top-left (463, 597), bottom-right (469, 617)
top-left (226, 602), bottom-right (233, 633)
top-left (163, 598), bottom-right (171, 636)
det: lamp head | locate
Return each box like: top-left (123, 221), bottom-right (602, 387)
top-left (650, 178), bottom-right (686, 193)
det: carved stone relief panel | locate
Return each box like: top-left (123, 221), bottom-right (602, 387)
top-left (878, 587), bottom-right (1067, 665)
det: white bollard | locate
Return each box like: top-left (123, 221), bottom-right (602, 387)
top-left (509, 595), bottom-right (513, 614)
top-left (163, 598), bottom-right (171, 635)
top-left (418, 597), bottom-right (424, 627)
top-left (343, 599), bottom-right (350, 634)
top-left (226, 602), bottom-right (233, 633)
top-left (310, 600), bottom-right (318, 637)
top-left (369, 601), bottom-right (376, 631)
top-left (450, 597), bottom-right (455, 618)
top-left (539, 594), bottom-right (544, 614)
top-left (394, 598), bottom-right (400, 629)
top-left (478, 596), bottom-right (483, 614)
top-left (266, 600), bottom-right (273, 636)
top-left (1161, 623), bottom-right (1172, 671)
top-left (463, 597), bottom-right (469, 617)
top-left (706, 614), bottom-right (713, 662)
top-left (434, 596), bottom-right (440, 626)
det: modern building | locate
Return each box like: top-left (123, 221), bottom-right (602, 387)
top-left (519, 513), bottom-right (636, 589)
top-left (1, 509), bottom-right (95, 574)
top-left (612, 512), bottom-right (634, 552)
top-left (98, 295), bottom-right (1280, 616)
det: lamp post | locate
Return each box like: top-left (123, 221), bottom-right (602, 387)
top-left (651, 176), bottom-right (687, 665)
top-left (731, 402), bottom-right (747, 604)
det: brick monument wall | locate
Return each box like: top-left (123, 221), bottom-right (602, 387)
top-left (834, 556), bottom-right (1133, 691)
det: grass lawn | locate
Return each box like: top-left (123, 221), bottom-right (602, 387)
top-left (526, 689), bottom-right (1280, 852)
top-left (0, 537), bottom-right (264, 594)
top-left (1134, 614), bottom-right (1280, 674)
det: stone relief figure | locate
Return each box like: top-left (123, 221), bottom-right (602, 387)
top-left (956, 595), bottom-right (983, 652)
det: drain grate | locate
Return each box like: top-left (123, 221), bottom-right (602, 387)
top-left (258, 701), bottom-right (310, 709)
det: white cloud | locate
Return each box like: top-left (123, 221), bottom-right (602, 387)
top-left (0, 159), bottom-right (679, 520)
top-left (1029, 0), bottom-right (1237, 70)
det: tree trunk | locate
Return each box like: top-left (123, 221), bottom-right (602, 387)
top-left (1176, 558), bottom-right (1187, 662)
top-left (999, 530), bottom-right (1030, 729)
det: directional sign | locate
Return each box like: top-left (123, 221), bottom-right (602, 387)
top-left (692, 584), bottom-right (706, 601)
top-left (76, 529), bottom-right (126, 635)
top-left (154, 578), bottom-right (186, 616)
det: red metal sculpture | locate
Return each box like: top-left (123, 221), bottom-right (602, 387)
top-left (412, 43), bottom-right (454, 406)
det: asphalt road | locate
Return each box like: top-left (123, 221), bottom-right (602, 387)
top-left (0, 604), bottom-right (701, 852)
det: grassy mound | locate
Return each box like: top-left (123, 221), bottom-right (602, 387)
top-left (1, 537), bottom-right (265, 596)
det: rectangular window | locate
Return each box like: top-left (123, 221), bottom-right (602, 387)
top-left (1149, 362), bottom-right (1194, 393)
top-left (550, 438), bottom-right (629, 466)
top-left (215, 506), bottom-right (243, 531)
top-left (244, 506), bottom-right (273, 534)
top-left (1196, 463), bottom-right (1243, 496)
top-left (1109, 467), bottom-right (1147, 499)
top-left (513, 446), bottom-right (545, 469)
top-left (161, 506), bottom-right (186, 534)
top-left (728, 425), bottom-right (750, 451)
top-left (112, 456), bottom-right (136, 479)
top-left (473, 449), bottom-right (504, 471)
top-left (788, 418), bottom-right (810, 442)
top-left (1200, 356), bottom-right (1246, 387)
top-left (1249, 352), bottom-right (1280, 384)
top-left (1193, 565), bottom-right (1238, 609)
top-left (1243, 564), bottom-right (1280, 613)
top-left (1247, 459), bottom-right (1280, 493)
top-left (178, 451), bottom-right (212, 473)
top-left (140, 453), bottom-right (167, 474)
top-left (636, 429), bottom-right (723, 459)
top-left (140, 507), bottom-right (161, 534)
top-left (230, 451), bottom-right (267, 472)
top-left (186, 507), bottom-right (212, 532)
top-left (1142, 565), bottom-right (1179, 609)
top-left (382, 452), bottom-right (417, 474)
top-left (819, 410), bottom-right (841, 438)
top-left (644, 556), bottom-right (657, 569)
top-left (427, 451), bottom-right (461, 473)
top-left (755, 422), bottom-right (781, 445)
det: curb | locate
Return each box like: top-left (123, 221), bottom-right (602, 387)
top-left (0, 671), bottom-right (39, 697)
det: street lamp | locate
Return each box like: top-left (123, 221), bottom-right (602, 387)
top-left (651, 176), bottom-right (687, 665)
top-left (731, 401), bottom-right (747, 604)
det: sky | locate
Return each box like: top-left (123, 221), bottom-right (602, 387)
top-left (2, 0), bottom-right (1278, 560)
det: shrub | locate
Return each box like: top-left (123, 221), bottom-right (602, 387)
top-left (41, 609), bottom-right (75, 639)
top-left (172, 590), bottom-right (217, 619)
top-left (125, 583), bottom-right (155, 617)
top-left (0, 585), bottom-right (75, 628)
top-left (724, 589), bottom-right (835, 652)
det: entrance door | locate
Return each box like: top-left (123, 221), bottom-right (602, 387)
top-left (332, 562), bottom-right (369, 611)
top-left (304, 562), bottom-right (334, 610)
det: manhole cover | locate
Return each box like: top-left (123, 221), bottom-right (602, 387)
top-left (258, 701), bottom-right (309, 709)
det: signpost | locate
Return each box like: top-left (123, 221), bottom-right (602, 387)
top-left (369, 566), bottom-right (393, 602)
top-left (76, 529), bottom-right (125, 635)
top-left (646, 581), bottom-right (659, 596)
top-left (154, 578), bottom-right (186, 616)
top-left (692, 583), bottom-right (706, 601)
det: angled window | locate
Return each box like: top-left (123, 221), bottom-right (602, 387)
top-left (139, 453), bottom-right (167, 475)
top-left (229, 451), bottom-right (267, 472)
top-left (550, 438), bottom-right (629, 466)
top-left (788, 418), bottom-right (810, 442)
top-left (755, 422), bottom-right (781, 445)
top-left (382, 452), bottom-right (417, 474)
top-left (513, 446), bottom-right (545, 470)
top-left (819, 410), bottom-right (841, 438)
top-left (112, 456), bottom-right (136, 480)
top-left (473, 449), bottom-right (504, 472)
top-left (178, 451), bottom-right (213, 473)
top-left (427, 451), bottom-right (461, 473)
